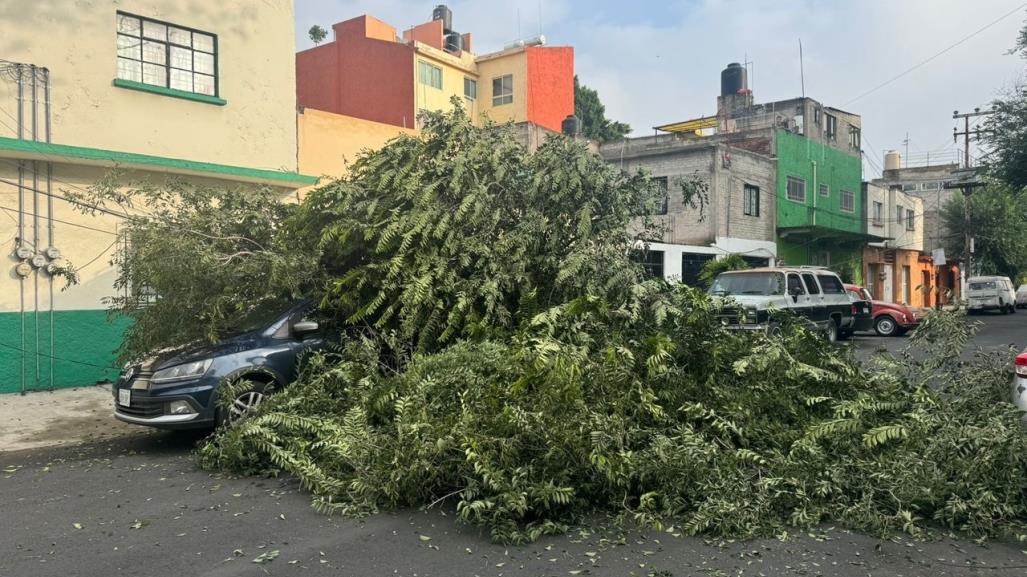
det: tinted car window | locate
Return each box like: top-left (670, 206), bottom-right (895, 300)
top-left (787, 273), bottom-right (805, 295)
top-left (818, 274), bottom-right (845, 294)
top-left (801, 273), bottom-right (821, 294)
top-left (709, 272), bottom-right (785, 296)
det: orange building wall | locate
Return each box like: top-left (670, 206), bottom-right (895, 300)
top-left (526, 46), bottom-right (574, 133)
top-left (402, 20), bottom-right (444, 50)
top-left (297, 16), bottom-right (416, 128)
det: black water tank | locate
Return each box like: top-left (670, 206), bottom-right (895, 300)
top-left (445, 32), bottom-right (463, 52)
top-left (433, 5), bottom-right (453, 31)
top-left (721, 62), bottom-right (746, 97)
top-left (562, 114), bottom-right (580, 136)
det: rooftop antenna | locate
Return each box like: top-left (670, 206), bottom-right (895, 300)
top-left (798, 38), bottom-right (805, 99)
top-left (517, 8), bottom-right (521, 40)
top-left (539, 0), bottom-right (543, 36)
top-left (744, 52), bottom-right (754, 105)
top-left (902, 132), bottom-right (910, 167)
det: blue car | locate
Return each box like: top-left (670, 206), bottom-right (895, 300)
top-left (113, 300), bottom-right (323, 430)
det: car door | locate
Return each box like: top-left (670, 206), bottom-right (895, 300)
top-left (801, 273), bottom-right (826, 326)
top-left (786, 272), bottom-right (810, 315)
top-left (817, 274), bottom-right (850, 326)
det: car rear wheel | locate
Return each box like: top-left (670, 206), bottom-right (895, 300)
top-left (875, 316), bottom-right (898, 337)
top-left (825, 320), bottom-right (839, 343)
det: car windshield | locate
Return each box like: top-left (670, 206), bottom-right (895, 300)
top-left (226, 299), bottom-right (297, 335)
top-left (969, 281), bottom-right (996, 291)
top-left (709, 272), bottom-right (784, 296)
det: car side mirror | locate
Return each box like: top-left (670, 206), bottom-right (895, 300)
top-left (293, 320), bottom-right (319, 338)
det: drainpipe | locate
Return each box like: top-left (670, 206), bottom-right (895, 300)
top-left (811, 160), bottom-right (817, 227)
top-left (44, 67), bottom-right (54, 388)
top-left (16, 64), bottom-right (25, 393)
top-left (31, 65), bottom-right (39, 389)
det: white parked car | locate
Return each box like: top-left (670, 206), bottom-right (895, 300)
top-left (709, 266), bottom-right (855, 342)
top-left (966, 276), bottom-right (1017, 315)
top-left (1016, 284), bottom-right (1027, 309)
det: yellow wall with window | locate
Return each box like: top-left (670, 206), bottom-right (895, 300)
top-left (411, 43), bottom-right (481, 125)
top-left (476, 50), bottom-right (528, 126)
top-left (0, 0), bottom-right (298, 173)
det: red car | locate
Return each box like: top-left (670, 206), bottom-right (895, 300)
top-left (844, 284), bottom-right (920, 336)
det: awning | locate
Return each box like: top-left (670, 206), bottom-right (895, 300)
top-left (777, 225), bottom-right (889, 244)
top-left (653, 116), bottom-right (718, 134)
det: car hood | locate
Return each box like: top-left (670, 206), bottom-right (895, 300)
top-left (712, 294), bottom-right (792, 309)
top-left (144, 331), bottom-right (262, 371)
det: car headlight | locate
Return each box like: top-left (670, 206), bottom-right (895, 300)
top-left (152, 359), bottom-right (213, 383)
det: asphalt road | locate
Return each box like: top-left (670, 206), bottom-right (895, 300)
top-left (2, 311), bottom-right (1027, 577)
top-left (849, 308), bottom-right (1026, 361)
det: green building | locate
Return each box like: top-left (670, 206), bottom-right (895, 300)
top-left (775, 128), bottom-right (869, 281)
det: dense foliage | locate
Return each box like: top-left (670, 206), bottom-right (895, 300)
top-left (698, 254), bottom-right (749, 288)
top-left (941, 180), bottom-right (1027, 280)
top-left (68, 179), bottom-right (314, 363)
top-left (195, 108), bottom-right (1027, 544)
top-left (291, 107), bottom-right (661, 352)
top-left (574, 75), bottom-right (632, 142)
top-left (199, 287), bottom-right (1027, 543)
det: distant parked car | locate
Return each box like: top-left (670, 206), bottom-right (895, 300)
top-left (1016, 284), bottom-right (1027, 309)
top-left (113, 300), bottom-right (325, 430)
top-left (843, 284), bottom-right (920, 337)
top-left (967, 276), bottom-right (1017, 315)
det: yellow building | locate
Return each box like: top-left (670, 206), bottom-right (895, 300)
top-left (0, 1), bottom-right (315, 393)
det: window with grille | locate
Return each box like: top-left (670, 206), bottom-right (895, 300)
top-left (786, 176), bottom-right (806, 202)
top-left (840, 190), bottom-right (855, 213)
top-left (743, 184), bottom-right (760, 216)
top-left (463, 77), bottom-right (476, 100)
top-left (116, 12), bottom-right (218, 96)
top-left (896, 206), bottom-right (904, 223)
top-left (872, 201), bottom-right (883, 226)
top-left (647, 176), bottom-right (669, 215)
top-left (819, 183), bottom-right (829, 197)
top-left (418, 61), bottom-right (443, 89)
top-left (632, 249), bottom-right (664, 279)
top-left (906, 208), bottom-right (915, 231)
top-left (492, 74), bottom-right (513, 106)
top-left (825, 114), bottom-right (837, 139)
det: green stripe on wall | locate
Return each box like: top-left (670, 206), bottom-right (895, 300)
top-left (0, 310), bottom-right (130, 394)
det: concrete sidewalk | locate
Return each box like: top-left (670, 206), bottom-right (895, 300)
top-left (0, 385), bottom-right (142, 452)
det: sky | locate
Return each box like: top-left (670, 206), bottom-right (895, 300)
top-left (295, 0), bottom-right (1027, 178)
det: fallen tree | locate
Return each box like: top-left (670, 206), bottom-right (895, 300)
top-left (187, 108), bottom-right (1027, 544)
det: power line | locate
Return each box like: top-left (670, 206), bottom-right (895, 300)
top-left (843, 2), bottom-right (1027, 107)
top-left (0, 204), bottom-right (118, 235)
top-left (0, 174), bottom-right (133, 219)
top-left (0, 339), bottom-right (120, 371)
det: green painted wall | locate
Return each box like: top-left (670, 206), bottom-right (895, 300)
top-left (777, 238), bottom-right (864, 284)
top-left (0, 310), bottom-right (130, 393)
top-left (775, 129), bottom-right (863, 232)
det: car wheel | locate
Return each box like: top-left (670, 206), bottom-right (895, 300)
top-left (839, 329), bottom-right (852, 340)
top-left (825, 320), bottom-right (839, 343)
top-left (875, 316), bottom-right (898, 337)
top-left (1011, 305), bottom-right (1018, 314)
top-left (217, 379), bottom-right (274, 426)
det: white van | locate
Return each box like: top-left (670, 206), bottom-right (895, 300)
top-left (966, 276), bottom-right (1017, 315)
top-left (1017, 284), bottom-right (1027, 309)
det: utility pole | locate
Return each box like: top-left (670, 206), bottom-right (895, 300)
top-left (952, 108), bottom-right (990, 168)
top-left (949, 108), bottom-right (991, 285)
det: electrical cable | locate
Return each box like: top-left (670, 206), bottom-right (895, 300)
top-left (0, 204), bottom-right (118, 235)
top-left (0, 340), bottom-right (121, 371)
top-left (843, 2), bottom-right (1027, 107)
